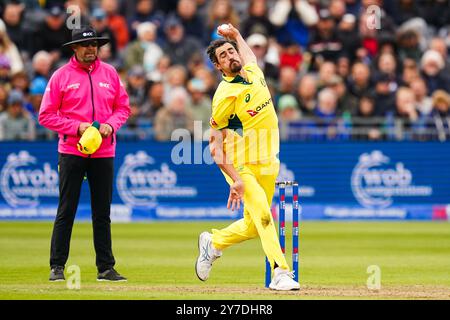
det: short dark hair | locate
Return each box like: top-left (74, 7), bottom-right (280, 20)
top-left (206, 39), bottom-right (239, 64)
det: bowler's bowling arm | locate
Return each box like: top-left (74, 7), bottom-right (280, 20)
top-left (224, 24), bottom-right (257, 66)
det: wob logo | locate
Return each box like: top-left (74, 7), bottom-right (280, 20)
top-left (0, 151), bottom-right (59, 207)
top-left (117, 151), bottom-right (197, 207)
top-left (351, 151), bottom-right (432, 209)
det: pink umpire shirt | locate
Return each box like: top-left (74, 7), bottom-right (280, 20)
top-left (39, 56), bottom-right (130, 158)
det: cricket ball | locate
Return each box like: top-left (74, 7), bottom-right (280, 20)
top-left (218, 24), bottom-right (230, 32)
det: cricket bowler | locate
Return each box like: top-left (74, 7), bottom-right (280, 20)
top-left (195, 23), bottom-right (300, 291)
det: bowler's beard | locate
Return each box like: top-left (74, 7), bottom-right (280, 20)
top-left (230, 60), bottom-right (242, 73)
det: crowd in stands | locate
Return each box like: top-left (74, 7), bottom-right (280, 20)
top-left (0, 0), bottom-right (449, 142)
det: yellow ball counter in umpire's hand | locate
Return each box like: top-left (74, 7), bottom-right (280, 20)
top-left (77, 121), bottom-right (103, 155)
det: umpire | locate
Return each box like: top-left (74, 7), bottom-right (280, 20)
top-left (39, 26), bottom-right (130, 281)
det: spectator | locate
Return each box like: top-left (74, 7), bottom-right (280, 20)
top-left (329, 0), bottom-right (347, 23)
top-left (126, 65), bottom-right (148, 106)
top-left (347, 62), bottom-right (371, 99)
top-left (309, 9), bottom-right (343, 68)
top-left (373, 72), bottom-right (396, 116)
top-left (102, 0), bottom-right (130, 50)
top-left (410, 77), bottom-right (433, 116)
top-left (377, 34), bottom-right (398, 56)
top-left (186, 52), bottom-right (206, 78)
top-left (392, 86), bottom-right (421, 140)
top-left (279, 39), bottom-right (303, 72)
top-left (429, 90), bottom-right (450, 141)
top-left (337, 14), bottom-right (360, 62)
top-left (241, 0), bottom-right (276, 38)
top-left (27, 77), bottom-right (47, 118)
top-left (174, 0), bottom-right (206, 43)
top-left (125, 97), bottom-right (141, 130)
top-left (2, 0), bottom-right (29, 53)
top-left (296, 74), bottom-right (317, 116)
top-left (0, 54), bottom-right (11, 87)
top-left (162, 15), bottom-right (202, 66)
top-left (315, 87), bottom-right (338, 120)
top-left (317, 61), bottom-right (337, 89)
top-left (97, 38), bottom-right (119, 68)
top-left (278, 94), bottom-right (301, 122)
top-left (420, 49), bottom-right (450, 94)
top-left (154, 87), bottom-right (194, 141)
top-left (206, 0), bottom-right (240, 43)
top-left (127, 0), bottom-right (164, 42)
top-left (27, 77), bottom-right (55, 140)
top-left (141, 23), bottom-right (164, 79)
top-left (351, 93), bottom-right (383, 141)
top-left (140, 81), bottom-right (165, 120)
top-left (431, 89), bottom-right (450, 118)
top-left (10, 71), bottom-right (29, 93)
top-left (187, 78), bottom-right (212, 133)
top-left (429, 37), bottom-right (450, 75)
top-left (401, 58), bottom-right (420, 86)
top-left (163, 64), bottom-right (188, 101)
top-left (124, 22), bottom-right (163, 77)
top-left (31, 50), bottom-right (53, 81)
top-left (275, 66), bottom-right (297, 103)
top-left (0, 18), bottom-right (24, 74)
top-left (397, 29), bottom-right (422, 63)
top-left (328, 75), bottom-right (358, 115)
top-left (150, 54), bottom-right (171, 82)
top-left (247, 33), bottom-right (279, 81)
top-left (192, 66), bottom-right (217, 98)
top-left (311, 88), bottom-right (345, 140)
top-left (336, 55), bottom-right (351, 79)
top-left (0, 90), bottom-right (35, 141)
top-left (269, 0), bottom-right (318, 48)
top-left (375, 53), bottom-right (399, 84)
top-left (91, 8), bottom-right (118, 60)
top-left (33, 6), bottom-right (71, 61)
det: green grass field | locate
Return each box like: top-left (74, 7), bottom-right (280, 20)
top-left (0, 221), bottom-right (449, 300)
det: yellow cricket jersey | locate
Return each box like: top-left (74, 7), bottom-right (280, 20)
top-left (210, 63), bottom-right (280, 166)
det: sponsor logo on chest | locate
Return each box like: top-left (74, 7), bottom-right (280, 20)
top-left (67, 83), bottom-right (80, 90)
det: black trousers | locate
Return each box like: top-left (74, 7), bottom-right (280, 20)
top-left (50, 153), bottom-right (116, 272)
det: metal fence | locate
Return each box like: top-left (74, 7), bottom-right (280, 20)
top-left (279, 116), bottom-right (450, 142)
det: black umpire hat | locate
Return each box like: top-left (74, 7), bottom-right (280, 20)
top-left (62, 26), bottom-right (109, 47)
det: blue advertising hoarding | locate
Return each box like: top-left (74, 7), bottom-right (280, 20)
top-left (0, 141), bottom-right (449, 221)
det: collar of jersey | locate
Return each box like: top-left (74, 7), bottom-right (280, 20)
top-left (223, 74), bottom-right (253, 85)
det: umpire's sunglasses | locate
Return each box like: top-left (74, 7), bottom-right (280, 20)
top-left (80, 41), bottom-right (98, 48)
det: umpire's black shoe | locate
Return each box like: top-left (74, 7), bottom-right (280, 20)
top-left (97, 268), bottom-right (127, 282)
top-left (49, 266), bottom-right (65, 281)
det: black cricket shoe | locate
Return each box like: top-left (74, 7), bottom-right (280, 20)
top-left (49, 266), bottom-right (65, 281)
top-left (97, 268), bottom-right (127, 282)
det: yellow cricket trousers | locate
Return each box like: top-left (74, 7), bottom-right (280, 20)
top-left (211, 160), bottom-right (289, 271)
